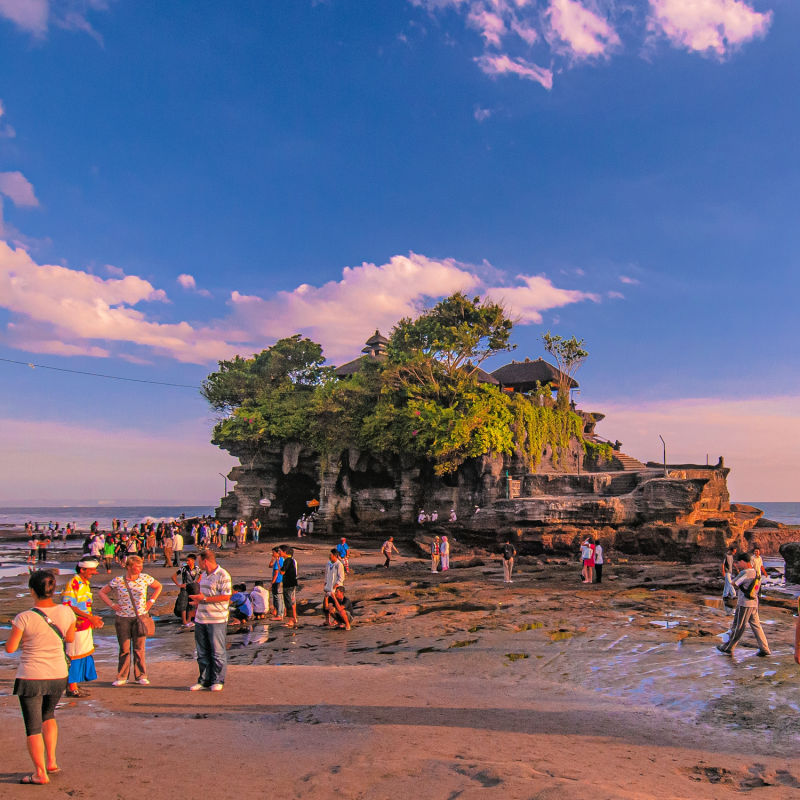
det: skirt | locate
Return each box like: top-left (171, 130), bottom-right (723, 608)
top-left (14, 677), bottom-right (68, 697)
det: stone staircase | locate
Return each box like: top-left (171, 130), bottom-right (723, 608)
top-left (611, 452), bottom-right (649, 471)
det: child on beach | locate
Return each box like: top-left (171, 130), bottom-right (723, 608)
top-left (229, 584), bottom-right (253, 628)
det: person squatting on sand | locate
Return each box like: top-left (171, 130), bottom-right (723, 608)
top-left (189, 549), bottom-right (232, 691)
top-left (716, 552), bottom-right (771, 657)
top-left (98, 555), bottom-right (162, 686)
top-left (62, 557), bottom-right (104, 698)
top-left (326, 584), bottom-right (353, 630)
top-left (5, 570), bottom-right (77, 785)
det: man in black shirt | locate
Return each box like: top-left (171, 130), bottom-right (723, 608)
top-left (329, 585), bottom-right (353, 630)
top-left (502, 540), bottom-right (517, 584)
top-left (280, 545), bottom-right (299, 628)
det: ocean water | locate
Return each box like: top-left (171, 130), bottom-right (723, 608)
top-left (743, 502), bottom-right (800, 526)
top-left (0, 505), bottom-right (215, 531)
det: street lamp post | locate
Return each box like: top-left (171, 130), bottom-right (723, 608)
top-left (218, 472), bottom-right (228, 497)
top-left (658, 435), bottom-right (667, 477)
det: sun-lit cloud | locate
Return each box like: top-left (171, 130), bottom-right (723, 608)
top-left (0, 171), bottom-right (39, 207)
top-left (486, 274), bottom-right (600, 324)
top-left (0, 243), bottom-right (608, 364)
top-left (546, 0), bottom-right (621, 58)
top-left (0, 99), bottom-right (16, 138)
top-left (595, 394), bottom-right (800, 501)
top-left (647, 0), bottom-right (772, 57)
top-left (0, 241), bottom-right (243, 363)
top-left (0, 0), bottom-right (109, 40)
top-left (409, 0), bottom-right (774, 88)
top-left (619, 274), bottom-right (640, 284)
top-left (476, 53), bottom-right (554, 88)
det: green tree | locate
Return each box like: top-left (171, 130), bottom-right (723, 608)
top-left (541, 332), bottom-right (588, 408)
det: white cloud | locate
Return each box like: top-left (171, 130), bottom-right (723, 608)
top-left (595, 395), bottom-right (800, 501)
top-left (0, 99), bottom-right (16, 138)
top-left (104, 264), bottom-right (125, 278)
top-left (409, 0), bottom-right (773, 87)
top-left (0, 171), bottom-right (39, 207)
top-left (476, 53), bottom-right (554, 88)
top-left (0, 0), bottom-right (48, 35)
top-left (485, 273), bottom-right (600, 323)
top-left (546, 0), bottom-right (620, 58)
top-left (0, 0), bottom-right (109, 39)
top-left (0, 241), bottom-right (242, 363)
top-left (474, 105), bottom-right (493, 121)
top-left (177, 273), bottom-right (197, 289)
top-left (0, 243), bottom-right (606, 365)
top-left (648, 0), bottom-right (772, 56)
top-left (619, 274), bottom-right (640, 284)
top-left (607, 290), bottom-right (624, 299)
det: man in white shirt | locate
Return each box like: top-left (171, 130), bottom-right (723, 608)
top-left (593, 542), bottom-right (604, 583)
top-left (188, 550), bottom-right (232, 691)
top-left (172, 531), bottom-right (184, 567)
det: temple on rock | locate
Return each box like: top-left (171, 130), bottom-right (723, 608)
top-left (216, 331), bottom-right (770, 559)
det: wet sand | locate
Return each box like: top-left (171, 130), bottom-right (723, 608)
top-left (1, 540), bottom-right (800, 798)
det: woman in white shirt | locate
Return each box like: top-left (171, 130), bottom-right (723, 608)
top-left (5, 569), bottom-right (77, 785)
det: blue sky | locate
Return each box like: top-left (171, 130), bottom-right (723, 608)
top-left (0, 0), bottom-right (797, 503)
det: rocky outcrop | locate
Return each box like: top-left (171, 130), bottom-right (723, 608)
top-left (779, 542), bottom-right (800, 583)
top-left (216, 438), bottom-right (769, 560)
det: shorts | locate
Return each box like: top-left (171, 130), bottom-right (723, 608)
top-left (14, 678), bottom-right (67, 736)
top-left (583, 559), bottom-right (594, 567)
top-left (231, 609), bottom-right (251, 623)
top-left (283, 586), bottom-right (297, 606)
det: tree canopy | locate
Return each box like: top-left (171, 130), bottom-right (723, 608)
top-left (204, 295), bottom-right (587, 475)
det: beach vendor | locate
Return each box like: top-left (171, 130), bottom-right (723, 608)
top-left (62, 557), bottom-right (104, 698)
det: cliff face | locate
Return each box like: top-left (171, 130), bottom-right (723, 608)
top-left (217, 443), bottom-right (766, 559)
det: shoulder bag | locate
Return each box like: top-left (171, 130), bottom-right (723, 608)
top-left (123, 578), bottom-right (156, 637)
top-left (31, 608), bottom-right (71, 668)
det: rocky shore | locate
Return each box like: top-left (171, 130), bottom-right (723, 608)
top-left (2, 537), bottom-right (800, 798)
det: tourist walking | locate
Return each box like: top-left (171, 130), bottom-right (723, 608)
top-left (98, 555), bottom-right (162, 686)
top-left (172, 529), bottom-right (184, 566)
top-left (189, 550), bottom-right (232, 691)
top-left (382, 536), bottom-right (399, 568)
top-left (337, 537), bottom-right (350, 573)
top-left (162, 533), bottom-right (174, 567)
top-left (440, 536), bottom-right (450, 571)
top-left (5, 570), bottom-right (77, 785)
top-left (62, 557), bottom-right (104, 698)
top-left (721, 545), bottom-right (737, 614)
top-left (502, 539), bottom-right (516, 583)
top-left (431, 536), bottom-right (441, 572)
top-left (716, 552), bottom-right (771, 657)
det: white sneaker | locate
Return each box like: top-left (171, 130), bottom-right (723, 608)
top-left (188, 683), bottom-right (205, 691)
top-left (112, 679), bottom-right (127, 687)
top-left (210, 683), bottom-right (224, 692)
top-left (137, 677), bottom-right (150, 685)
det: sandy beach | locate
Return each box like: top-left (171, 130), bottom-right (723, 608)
top-left (2, 538), bottom-right (800, 799)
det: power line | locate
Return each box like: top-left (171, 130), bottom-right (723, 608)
top-left (0, 356), bottom-right (200, 389)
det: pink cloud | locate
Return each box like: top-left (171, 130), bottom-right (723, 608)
top-left (648, 0), bottom-right (772, 57)
top-left (546, 0), bottom-right (620, 58)
top-left (467, 7), bottom-right (506, 46)
top-left (475, 53), bottom-right (553, 89)
top-left (177, 273), bottom-right (197, 289)
top-left (0, 241), bottom-right (243, 363)
top-left (0, 0), bottom-right (48, 35)
top-left (485, 274), bottom-right (600, 323)
top-left (0, 171), bottom-right (39, 207)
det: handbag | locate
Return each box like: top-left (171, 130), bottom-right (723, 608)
top-left (31, 608), bottom-right (71, 668)
top-left (123, 578), bottom-right (156, 637)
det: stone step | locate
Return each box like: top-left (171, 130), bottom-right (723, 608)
top-left (611, 452), bottom-right (648, 471)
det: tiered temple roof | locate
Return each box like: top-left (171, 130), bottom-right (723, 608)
top-left (491, 358), bottom-right (577, 393)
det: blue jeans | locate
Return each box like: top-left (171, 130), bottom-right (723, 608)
top-left (195, 622), bottom-right (227, 686)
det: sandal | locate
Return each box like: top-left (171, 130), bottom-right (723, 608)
top-left (66, 688), bottom-right (90, 698)
top-left (20, 775), bottom-right (48, 785)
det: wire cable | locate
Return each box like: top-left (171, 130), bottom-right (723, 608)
top-left (0, 356), bottom-right (199, 389)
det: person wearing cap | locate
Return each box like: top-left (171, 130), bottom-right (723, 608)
top-left (62, 557), bottom-right (104, 698)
